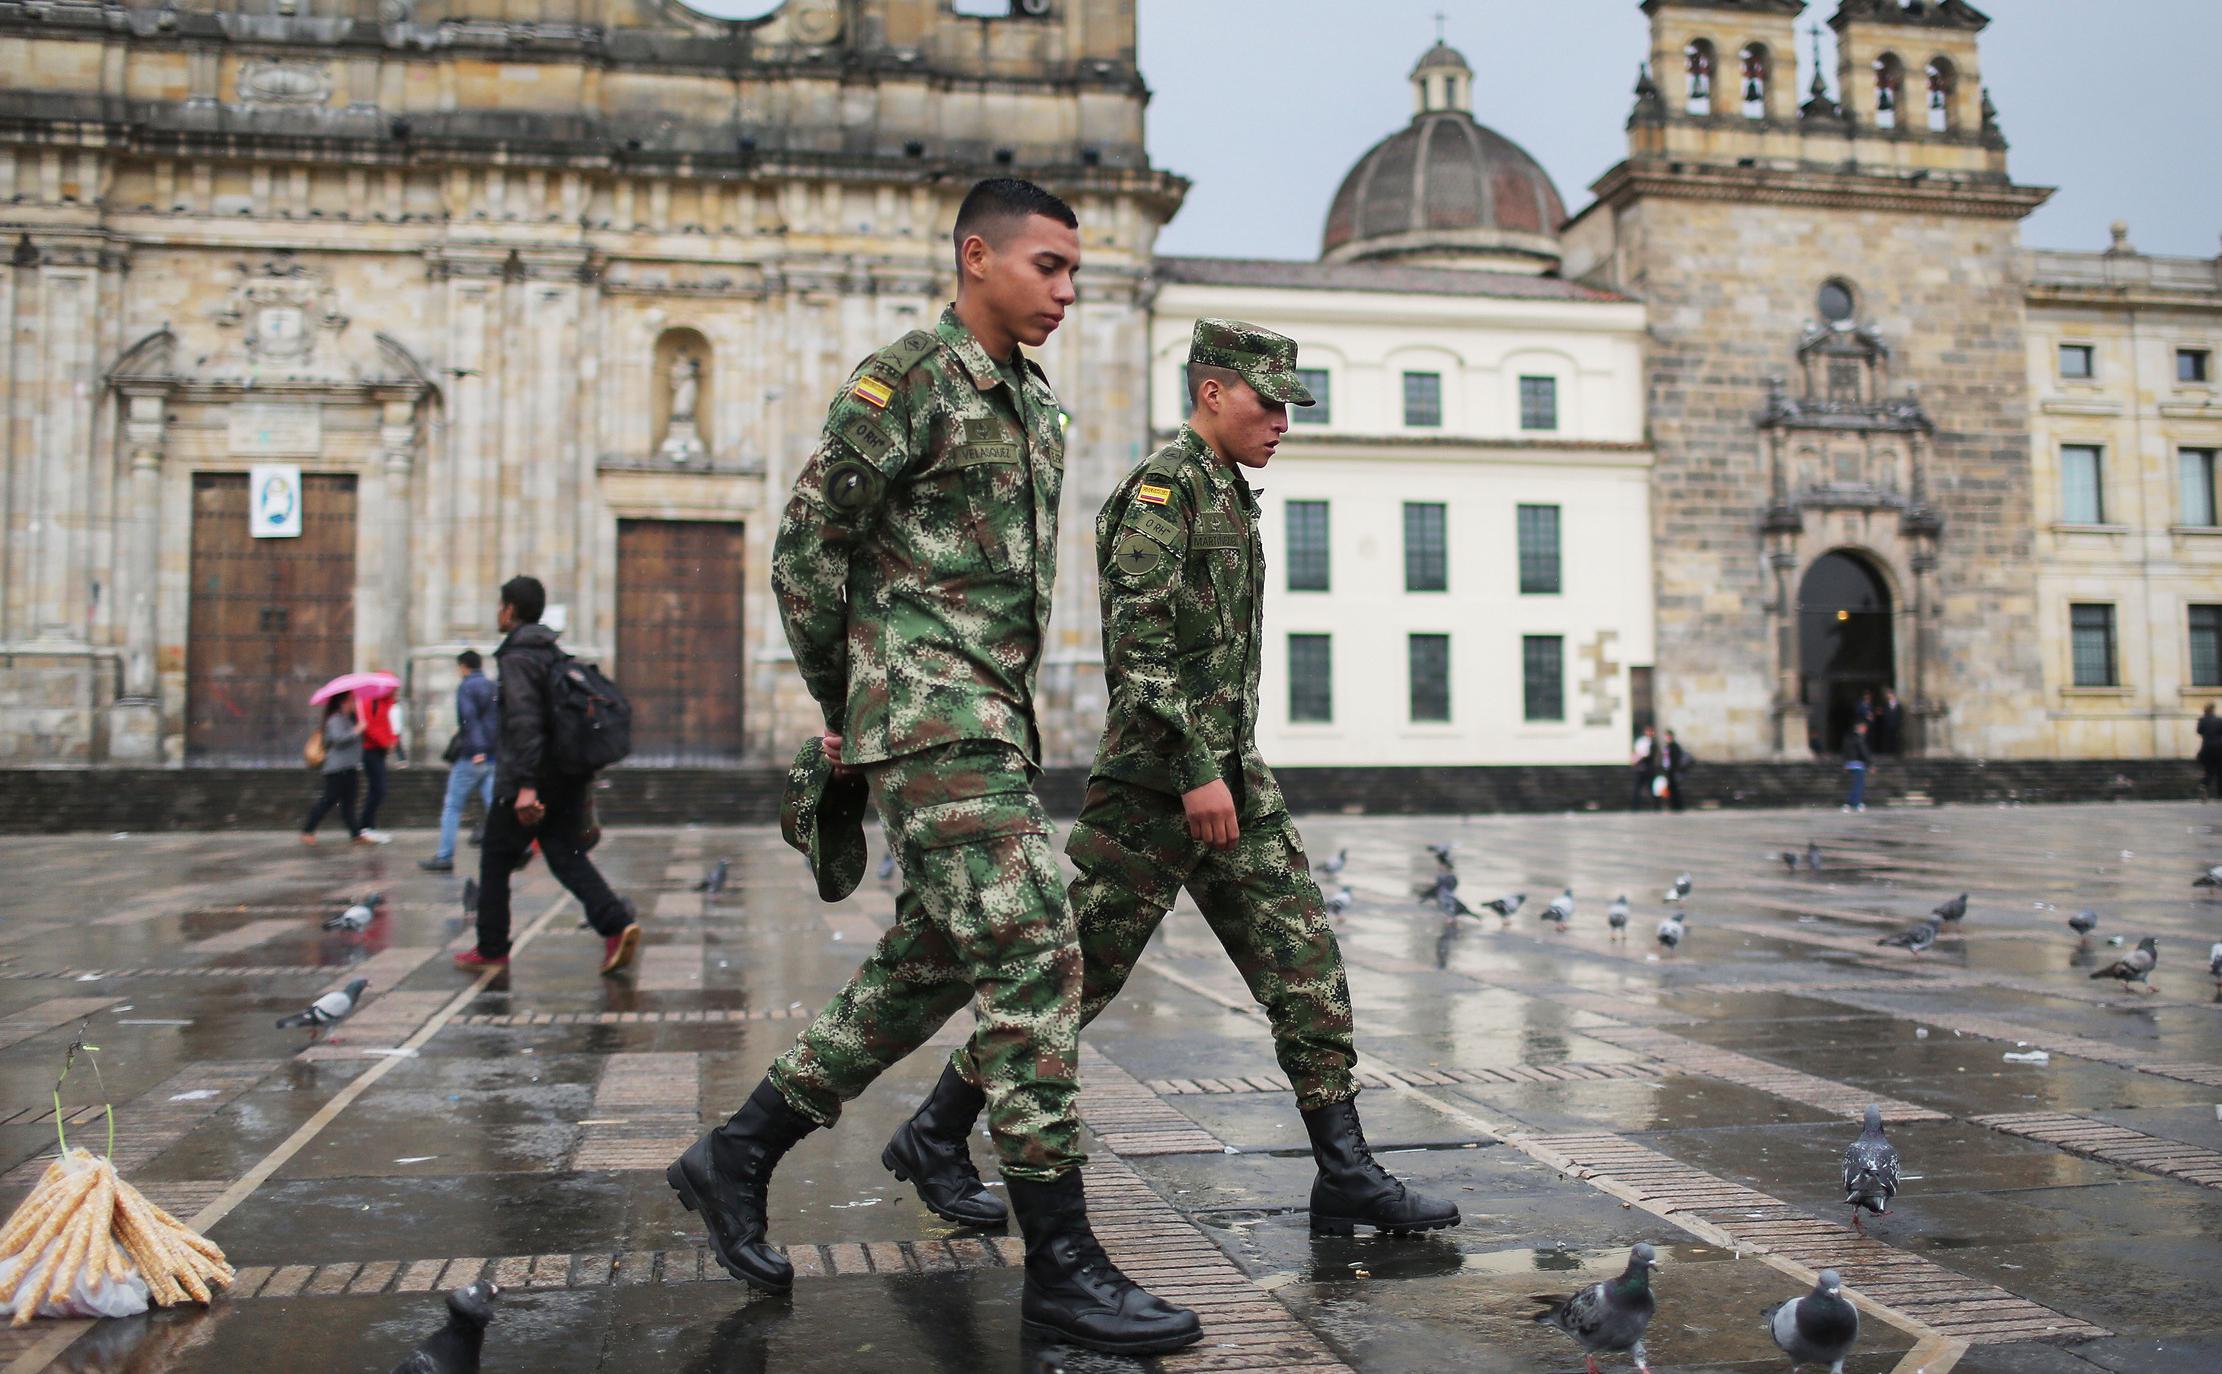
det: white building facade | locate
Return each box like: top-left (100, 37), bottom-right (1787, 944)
top-left (1146, 43), bottom-right (1654, 767)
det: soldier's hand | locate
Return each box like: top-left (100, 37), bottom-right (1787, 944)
top-left (1183, 779), bottom-right (1239, 851)
top-left (822, 731), bottom-right (856, 777)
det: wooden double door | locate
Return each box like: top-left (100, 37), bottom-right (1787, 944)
top-left (185, 473), bottom-right (357, 763)
top-left (616, 519), bottom-right (745, 763)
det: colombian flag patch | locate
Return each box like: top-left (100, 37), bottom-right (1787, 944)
top-left (1136, 483), bottom-right (1172, 506)
top-left (850, 377), bottom-right (894, 410)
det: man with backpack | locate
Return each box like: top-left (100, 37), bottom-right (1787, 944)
top-left (456, 574), bottom-right (641, 975)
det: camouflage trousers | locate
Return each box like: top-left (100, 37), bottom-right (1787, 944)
top-left (767, 741), bottom-right (1084, 1182)
top-left (957, 778), bottom-right (1358, 1110)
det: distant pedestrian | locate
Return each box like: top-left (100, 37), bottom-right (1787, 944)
top-left (455, 576), bottom-right (640, 976)
top-left (301, 698), bottom-right (366, 845)
top-left (1880, 688), bottom-right (1905, 756)
top-left (1630, 725), bottom-right (1659, 811)
top-left (421, 650), bottom-right (498, 873)
top-left (2198, 704), bottom-right (2222, 801)
top-left (355, 686), bottom-right (398, 845)
top-left (1842, 719), bottom-right (1873, 812)
top-left (1660, 729), bottom-right (1693, 812)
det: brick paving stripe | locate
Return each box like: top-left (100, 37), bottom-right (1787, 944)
top-left (569, 1051), bottom-right (702, 1170)
top-left (0, 997), bottom-right (122, 1051)
top-left (1582, 1025), bottom-right (1948, 1122)
top-left (1077, 1047), bottom-right (1226, 1157)
top-left (1973, 1111), bottom-right (2222, 1188)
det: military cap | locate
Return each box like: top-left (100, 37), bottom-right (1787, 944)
top-left (1187, 318), bottom-right (1316, 407)
top-left (780, 736), bottom-right (871, 903)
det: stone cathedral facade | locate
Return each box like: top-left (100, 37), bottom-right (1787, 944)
top-left (0, 0), bottom-right (1180, 766)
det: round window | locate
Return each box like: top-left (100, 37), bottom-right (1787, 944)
top-left (1817, 279), bottom-right (1856, 324)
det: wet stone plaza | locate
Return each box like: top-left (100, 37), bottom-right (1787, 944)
top-left (1, 801), bottom-right (2220, 1373)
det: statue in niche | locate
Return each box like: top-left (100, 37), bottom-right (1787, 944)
top-left (659, 352), bottom-right (707, 464)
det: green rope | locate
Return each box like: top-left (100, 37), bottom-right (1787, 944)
top-left (49, 1022), bottom-right (110, 1162)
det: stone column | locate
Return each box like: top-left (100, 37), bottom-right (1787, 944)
top-left (1908, 547), bottom-right (1940, 757)
top-left (106, 388), bottom-right (166, 761)
top-left (379, 397), bottom-right (418, 678)
top-left (1767, 546), bottom-right (1800, 757)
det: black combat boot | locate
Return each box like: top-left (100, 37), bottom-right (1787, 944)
top-left (881, 1063), bottom-right (1007, 1227)
top-left (1005, 1171), bottom-right (1203, 1355)
top-left (667, 1077), bottom-right (819, 1293)
top-left (1303, 1097), bottom-right (1462, 1235)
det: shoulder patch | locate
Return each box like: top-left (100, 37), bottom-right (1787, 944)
top-left (881, 330), bottom-right (940, 376)
top-left (850, 376), bottom-right (894, 410)
top-left (1135, 483), bottom-right (1172, 507)
top-left (1111, 531), bottom-right (1166, 580)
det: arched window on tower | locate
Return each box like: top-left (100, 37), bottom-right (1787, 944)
top-left (1925, 57), bottom-right (1956, 132)
top-left (1739, 44), bottom-right (1770, 119)
top-left (1685, 40), bottom-right (1716, 116)
top-left (1872, 53), bottom-right (1904, 129)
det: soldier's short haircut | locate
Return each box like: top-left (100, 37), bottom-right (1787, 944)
top-left (1186, 363), bottom-right (1243, 407)
top-left (500, 574), bottom-right (546, 624)
top-left (952, 178), bottom-right (1078, 268)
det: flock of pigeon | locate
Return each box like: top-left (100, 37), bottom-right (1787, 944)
top-left (1381, 842), bottom-right (1704, 960)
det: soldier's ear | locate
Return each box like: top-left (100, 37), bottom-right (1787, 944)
top-left (957, 232), bottom-right (993, 283)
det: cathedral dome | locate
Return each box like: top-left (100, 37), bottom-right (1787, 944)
top-left (1321, 41), bottom-right (1567, 273)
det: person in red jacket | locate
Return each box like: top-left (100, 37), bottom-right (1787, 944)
top-left (356, 687), bottom-right (399, 844)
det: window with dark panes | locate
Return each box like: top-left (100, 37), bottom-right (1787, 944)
top-left (1409, 634), bottom-right (1450, 723)
top-left (1288, 634), bottom-right (1333, 723)
top-left (1517, 504), bottom-right (1561, 594)
top-left (2190, 606), bottom-right (2222, 688)
top-left (1403, 502), bottom-right (1447, 592)
top-left (1519, 375), bottom-right (1559, 431)
top-left (1403, 371), bottom-right (1442, 428)
top-left (2058, 344), bottom-right (2094, 380)
top-left (1292, 369), bottom-right (1330, 425)
top-left (2060, 445), bottom-right (2104, 524)
top-left (1522, 636), bottom-right (1564, 722)
top-left (1285, 500), bottom-right (1330, 592)
top-left (2181, 349), bottom-right (2212, 385)
top-left (2180, 449), bottom-right (2218, 527)
top-left (2070, 604), bottom-right (2117, 687)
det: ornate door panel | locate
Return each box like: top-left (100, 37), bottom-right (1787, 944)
top-left (616, 519), bottom-right (745, 763)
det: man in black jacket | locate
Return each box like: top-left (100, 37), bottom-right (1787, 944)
top-left (456, 575), bottom-right (641, 975)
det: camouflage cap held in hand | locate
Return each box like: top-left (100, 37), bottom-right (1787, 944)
top-left (780, 736), bottom-right (870, 903)
top-left (1188, 318), bottom-right (1316, 407)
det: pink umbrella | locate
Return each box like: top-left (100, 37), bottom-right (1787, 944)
top-left (309, 671), bottom-right (399, 705)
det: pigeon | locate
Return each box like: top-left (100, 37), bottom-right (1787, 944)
top-left (1876, 919), bottom-right (1937, 954)
top-left (1434, 889), bottom-right (1475, 920)
top-left (388, 1280), bottom-right (500, 1374)
top-left (1655, 911), bottom-right (1686, 954)
top-left (1317, 847), bottom-right (1349, 877)
top-left (2067, 908), bottom-right (2099, 942)
top-left (693, 859), bottom-right (729, 896)
top-left (1542, 889), bottom-right (1575, 932)
top-left (1481, 892), bottom-right (1526, 927)
top-left (1426, 843), bottom-right (1455, 866)
top-left (1607, 895), bottom-right (1630, 938)
top-left (461, 878), bottom-right (480, 916)
top-left (1763, 1269), bottom-right (1859, 1374)
top-left (1842, 1104), bottom-right (1900, 1235)
top-left (1780, 850), bottom-right (1799, 873)
top-left (1806, 841), bottom-right (1823, 873)
top-left (2090, 936), bottom-right (2158, 993)
top-left (276, 978), bottom-right (369, 1040)
top-left (2195, 865), bottom-right (2222, 891)
top-left (1930, 892), bottom-right (1968, 925)
top-left (1663, 873), bottom-right (1692, 903)
top-left (323, 891), bottom-right (385, 932)
top-left (1415, 871), bottom-right (1460, 903)
top-left (2209, 942), bottom-right (2222, 988)
top-left (1324, 887), bottom-right (1355, 917)
top-left (1529, 1243), bottom-right (1660, 1374)
top-left (875, 850), bottom-right (896, 881)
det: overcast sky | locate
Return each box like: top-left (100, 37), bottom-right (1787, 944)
top-left (1135, 0), bottom-right (2222, 262)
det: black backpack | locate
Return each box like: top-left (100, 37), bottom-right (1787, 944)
top-left (548, 656), bottom-right (632, 776)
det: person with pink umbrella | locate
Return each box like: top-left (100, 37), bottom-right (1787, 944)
top-left (301, 695), bottom-right (368, 845)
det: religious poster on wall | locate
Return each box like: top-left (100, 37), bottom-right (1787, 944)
top-left (249, 464), bottom-right (302, 538)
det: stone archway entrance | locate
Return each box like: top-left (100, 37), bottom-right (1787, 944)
top-left (1797, 551), bottom-right (1894, 754)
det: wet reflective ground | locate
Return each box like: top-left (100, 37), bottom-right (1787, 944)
top-left (2, 800), bottom-right (2219, 1372)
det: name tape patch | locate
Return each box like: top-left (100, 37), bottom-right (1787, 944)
top-left (1135, 483), bottom-right (1172, 506)
top-left (850, 377), bottom-right (894, 410)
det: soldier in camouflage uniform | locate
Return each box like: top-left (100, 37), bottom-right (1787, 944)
top-left (666, 179), bottom-right (1200, 1357)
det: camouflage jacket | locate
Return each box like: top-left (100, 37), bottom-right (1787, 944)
top-left (1091, 425), bottom-right (1282, 818)
top-left (771, 305), bottom-right (1063, 767)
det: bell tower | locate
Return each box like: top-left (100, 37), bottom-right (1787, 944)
top-left (1563, 2), bottom-right (2054, 760)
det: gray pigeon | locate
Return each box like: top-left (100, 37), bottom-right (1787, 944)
top-left (1316, 847), bottom-right (1348, 877)
top-left (1415, 870), bottom-right (1459, 903)
top-left (2067, 908), bottom-right (2099, 941)
top-left (1806, 841), bottom-right (1823, 873)
top-left (1663, 873), bottom-right (1692, 903)
top-left (1655, 911), bottom-right (1686, 954)
top-left (1426, 843), bottom-right (1455, 867)
top-left (2090, 936), bottom-right (2158, 993)
top-left (323, 891), bottom-right (385, 932)
top-left (2208, 941), bottom-right (2222, 988)
top-left (1876, 919), bottom-right (1937, 954)
top-left (1780, 850), bottom-right (1799, 873)
top-left (1543, 888), bottom-right (1575, 929)
top-left (1931, 892), bottom-right (1968, 924)
top-left (1842, 1104), bottom-right (1900, 1235)
top-left (461, 878), bottom-right (479, 916)
top-left (1529, 1243), bottom-right (1660, 1374)
top-left (875, 850), bottom-right (896, 882)
top-left (1324, 887), bottom-right (1355, 916)
top-left (2195, 865), bottom-right (2222, 890)
top-left (389, 1280), bottom-right (499, 1374)
top-left (1764, 1269), bottom-right (1859, 1374)
top-left (276, 977), bottom-right (369, 1040)
top-left (1482, 892), bottom-right (1526, 927)
top-left (694, 859), bottom-right (729, 895)
top-left (1607, 895), bottom-right (1630, 937)
top-left (1435, 889), bottom-right (1475, 920)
